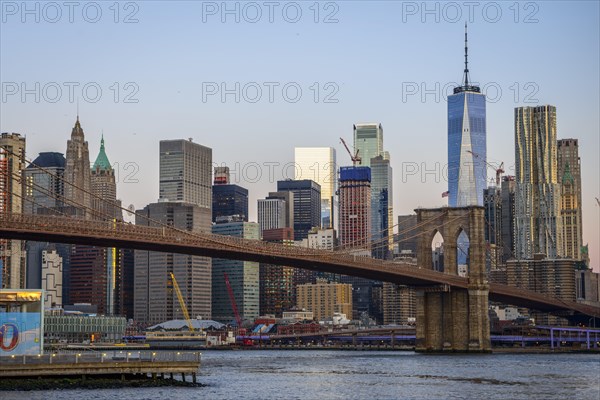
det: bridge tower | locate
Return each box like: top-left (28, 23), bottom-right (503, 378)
top-left (415, 206), bottom-right (491, 352)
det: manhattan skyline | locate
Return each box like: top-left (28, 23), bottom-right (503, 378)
top-left (1, 1), bottom-right (598, 269)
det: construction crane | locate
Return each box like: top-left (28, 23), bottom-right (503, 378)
top-left (467, 150), bottom-right (504, 186)
top-left (223, 272), bottom-right (242, 330)
top-left (340, 137), bottom-right (361, 166)
top-left (169, 272), bottom-right (195, 332)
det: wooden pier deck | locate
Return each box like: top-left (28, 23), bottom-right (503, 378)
top-left (0, 351), bottom-right (201, 382)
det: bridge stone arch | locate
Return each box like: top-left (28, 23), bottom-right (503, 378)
top-left (415, 206), bottom-right (490, 352)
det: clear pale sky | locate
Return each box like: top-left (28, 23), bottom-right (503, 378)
top-left (1, 1), bottom-right (598, 270)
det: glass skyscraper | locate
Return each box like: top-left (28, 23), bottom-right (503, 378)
top-left (294, 147), bottom-right (336, 229)
top-left (353, 123), bottom-right (383, 168)
top-left (447, 25), bottom-right (487, 207)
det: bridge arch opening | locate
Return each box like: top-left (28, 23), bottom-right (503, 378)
top-left (431, 231), bottom-right (444, 272)
top-left (456, 228), bottom-right (470, 277)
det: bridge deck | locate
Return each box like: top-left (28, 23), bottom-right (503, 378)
top-left (1, 214), bottom-right (598, 318)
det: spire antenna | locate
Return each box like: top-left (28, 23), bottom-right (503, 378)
top-left (463, 22), bottom-right (469, 87)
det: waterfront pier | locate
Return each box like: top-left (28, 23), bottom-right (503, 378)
top-left (0, 351), bottom-right (201, 383)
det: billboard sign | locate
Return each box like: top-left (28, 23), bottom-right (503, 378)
top-left (0, 290), bottom-right (44, 356)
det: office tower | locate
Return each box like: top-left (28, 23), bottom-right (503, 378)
top-left (118, 249), bottom-right (135, 319)
top-left (214, 166), bottom-right (230, 185)
top-left (23, 152), bottom-right (65, 215)
top-left (447, 25), bottom-right (487, 207)
top-left (338, 167), bottom-right (371, 250)
top-left (353, 123), bottom-right (383, 168)
top-left (23, 152), bottom-right (71, 300)
top-left (91, 136), bottom-right (122, 220)
top-left (211, 221), bottom-right (260, 323)
top-left (514, 105), bottom-right (563, 259)
top-left (352, 124), bottom-right (392, 258)
top-left (370, 155), bottom-right (393, 259)
top-left (277, 180), bottom-right (321, 241)
top-left (64, 117), bottom-right (93, 218)
top-left (484, 186), bottom-right (503, 271)
top-left (500, 176), bottom-right (516, 263)
top-left (396, 215), bottom-right (418, 256)
top-left (41, 248), bottom-right (63, 309)
top-left (134, 202), bottom-right (212, 325)
top-left (296, 281), bottom-right (352, 321)
top-left (557, 139), bottom-right (583, 260)
top-left (69, 136), bottom-right (125, 315)
top-left (294, 147), bottom-right (337, 228)
top-left (257, 191), bottom-right (293, 235)
top-left (260, 228), bottom-right (295, 317)
top-left (212, 184), bottom-right (249, 222)
top-left (212, 165), bottom-right (248, 222)
top-left (0, 132), bottom-right (26, 289)
top-left (159, 139), bottom-right (212, 208)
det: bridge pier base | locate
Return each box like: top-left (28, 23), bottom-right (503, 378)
top-left (415, 284), bottom-right (491, 353)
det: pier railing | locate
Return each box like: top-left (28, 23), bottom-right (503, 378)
top-left (0, 350), bottom-right (201, 365)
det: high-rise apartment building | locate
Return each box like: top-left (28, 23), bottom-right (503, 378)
top-left (338, 167), bottom-right (371, 250)
top-left (294, 147), bottom-right (337, 228)
top-left (514, 105), bottom-right (563, 259)
top-left (211, 221), bottom-right (260, 323)
top-left (64, 117), bottom-right (92, 218)
top-left (296, 281), bottom-right (352, 321)
top-left (447, 25), bottom-right (487, 207)
top-left (0, 132), bottom-right (26, 289)
top-left (277, 180), bottom-right (321, 241)
top-left (134, 202), bottom-right (212, 325)
top-left (159, 139), bottom-right (212, 208)
top-left (557, 139), bottom-right (583, 260)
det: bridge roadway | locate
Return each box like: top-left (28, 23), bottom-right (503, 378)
top-left (1, 214), bottom-right (598, 318)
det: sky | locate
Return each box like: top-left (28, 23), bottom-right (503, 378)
top-left (1, 1), bottom-right (599, 270)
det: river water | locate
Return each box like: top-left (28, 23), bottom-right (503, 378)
top-left (3, 350), bottom-right (599, 399)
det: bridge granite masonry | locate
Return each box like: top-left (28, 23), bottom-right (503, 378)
top-left (1, 207), bottom-right (599, 352)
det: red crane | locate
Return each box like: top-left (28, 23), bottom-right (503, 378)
top-left (340, 137), bottom-right (361, 166)
top-left (223, 272), bottom-right (241, 328)
top-left (467, 150), bottom-right (504, 186)
top-left (223, 272), bottom-right (251, 344)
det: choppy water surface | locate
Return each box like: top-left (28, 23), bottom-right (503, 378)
top-left (3, 350), bottom-right (599, 399)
